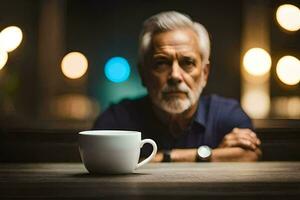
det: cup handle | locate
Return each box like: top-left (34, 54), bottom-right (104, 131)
top-left (136, 139), bottom-right (157, 169)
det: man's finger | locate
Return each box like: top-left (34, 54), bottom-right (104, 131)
top-left (226, 138), bottom-right (256, 150)
top-left (225, 132), bottom-right (258, 148)
top-left (236, 132), bottom-right (260, 147)
top-left (232, 128), bottom-right (260, 146)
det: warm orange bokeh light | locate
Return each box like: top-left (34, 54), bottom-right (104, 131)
top-left (0, 26), bottom-right (23, 52)
top-left (0, 50), bottom-right (8, 70)
top-left (276, 4), bottom-right (300, 31)
top-left (243, 48), bottom-right (272, 76)
top-left (61, 52), bottom-right (88, 79)
top-left (276, 56), bottom-right (300, 85)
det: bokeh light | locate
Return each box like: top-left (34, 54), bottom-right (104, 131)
top-left (243, 48), bottom-right (272, 76)
top-left (50, 94), bottom-right (100, 120)
top-left (276, 56), bottom-right (300, 85)
top-left (242, 88), bottom-right (270, 118)
top-left (0, 50), bottom-right (8, 70)
top-left (276, 4), bottom-right (300, 31)
top-left (61, 52), bottom-right (88, 79)
top-left (273, 97), bottom-right (300, 118)
top-left (104, 57), bottom-right (131, 83)
top-left (0, 26), bottom-right (23, 52)
top-left (287, 97), bottom-right (300, 118)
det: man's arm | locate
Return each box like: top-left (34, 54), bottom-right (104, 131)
top-left (211, 128), bottom-right (262, 162)
top-left (210, 147), bottom-right (262, 162)
top-left (151, 128), bottom-right (262, 162)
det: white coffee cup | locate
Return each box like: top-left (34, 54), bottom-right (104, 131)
top-left (78, 130), bottom-right (157, 174)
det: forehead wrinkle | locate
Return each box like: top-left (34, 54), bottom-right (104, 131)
top-left (153, 45), bottom-right (198, 59)
top-left (153, 35), bottom-right (199, 57)
top-left (147, 29), bottom-right (201, 64)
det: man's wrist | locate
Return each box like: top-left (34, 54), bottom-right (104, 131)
top-left (162, 150), bottom-right (172, 162)
top-left (171, 149), bottom-right (198, 162)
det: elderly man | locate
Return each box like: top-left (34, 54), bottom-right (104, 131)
top-left (93, 11), bottom-right (261, 162)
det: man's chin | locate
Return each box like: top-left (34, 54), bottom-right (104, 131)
top-left (159, 99), bottom-right (191, 114)
top-left (162, 92), bottom-right (187, 99)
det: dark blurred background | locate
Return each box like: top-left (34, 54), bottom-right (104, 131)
top-left (0, 0), bottom-right (299, 162)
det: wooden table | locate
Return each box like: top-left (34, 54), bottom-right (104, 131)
top-left (1, 162), bottom-right (300, 199)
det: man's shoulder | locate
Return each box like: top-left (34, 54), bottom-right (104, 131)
top-left (209, 94), bottom-right (239, 105)
top-left (204, 94), bottom-right (248, 122)
top-left (108, 96), bottom-right (149, 114)
top-left (204, 94), bottom-right (240, 111)
top-left (205, 94), bottom-right (252, 129)
top-left (93, 95), bottom-right (150, 129)
top-left (110, 95), bottom-right (149, 111)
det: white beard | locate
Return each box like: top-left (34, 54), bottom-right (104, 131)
top-left (151, 72), bottom-right (207, 114)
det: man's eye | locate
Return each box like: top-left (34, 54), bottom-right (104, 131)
top-left (153, 60), bottom-right (170, 70)
top-left (184, 60), bottom-right (194, 65)
top-left (180, 59), bottom-right (196, 70)
top-left (155, 60), bottom-right (169, 66)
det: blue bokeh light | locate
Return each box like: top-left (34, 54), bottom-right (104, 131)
top-left (104, 57), bottom-right (131, 83)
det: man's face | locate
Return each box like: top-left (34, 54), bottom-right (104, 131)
top-left (142, 28), bottom-right (209, 114)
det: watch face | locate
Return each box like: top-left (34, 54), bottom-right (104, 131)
top-left (198, 146), bottom-right (212, 159)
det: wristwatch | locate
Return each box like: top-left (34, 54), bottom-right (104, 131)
top-left (162, 150), bottom-right (172, 162)
top-left (197, 145), bottom-right (212, 162)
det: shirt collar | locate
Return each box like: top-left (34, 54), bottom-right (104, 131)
top-left (194, 96), bottom-right (208, 128)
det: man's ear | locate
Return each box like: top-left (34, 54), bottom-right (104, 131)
top-left (200, 63), bottom-right (210, 88)
top-left (203, 63), bottom-right (210, 83)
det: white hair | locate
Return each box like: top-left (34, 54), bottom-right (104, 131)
top-left (138, 11), bottom-right (211, 66)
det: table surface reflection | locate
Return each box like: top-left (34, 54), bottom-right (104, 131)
top-left (0, 162), bottom-right (300, 199)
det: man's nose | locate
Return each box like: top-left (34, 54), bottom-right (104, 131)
top-left (168, 61), bottom-right (183, 85)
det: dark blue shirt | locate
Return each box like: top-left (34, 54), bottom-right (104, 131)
top-left (93, 94), bottom-right (253, 156)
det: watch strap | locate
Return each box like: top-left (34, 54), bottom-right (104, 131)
top-left (162, 150), bottom-right (172, 162)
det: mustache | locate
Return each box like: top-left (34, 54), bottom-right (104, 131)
top-left (161, 83), bottom-right (190, 93)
